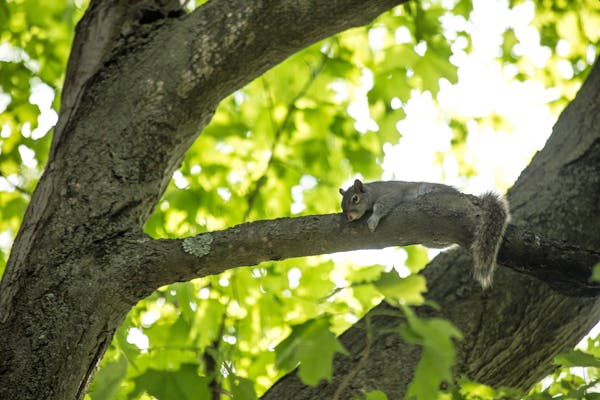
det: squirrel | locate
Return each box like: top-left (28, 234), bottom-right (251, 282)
top-left (339, 179), bottom-right (509, 289)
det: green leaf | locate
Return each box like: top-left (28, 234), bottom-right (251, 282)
top-left (114, 323), bottom-right (141, 368)
top-left (275, 317), bottom-right (348, 386)
top-left (539, 22), bottom-right (559, 49)
top-left (145, 315), bottom-right (191, 350)
top-left (132, 364), bottom-right (210, 400)
top-left (453, 0), bottom-right (473, 19)
top-left (414, 4), bottom-right (444, 42)
top-left (229, 375), bottom-right (258, 400)
top-left (400, 308), bottom-right (462, 400)
top-left (554, 350), bottom-right (600, 368)
top-left (87, 354), bottom-right (128, 400)
top-left (404, 246), bottom-right (430, 273)
top-left (373, 272), bottom-right (426, 306)
top-left (192, 297), bottom-right (226, 350)
top-left (501, 28), bottom-right (519, 62)
top-left (355, 390), bottom-right (388, 400)
top-left (590, 263), bottom-right (600, 283)
top-left (348, 264), bottom-right (386, 284)
top-left (414, 40), bottom-right (458, 94)
top-left (165, 282), bottom-right (198, 322)
top-left (370, 67), bottom-right (413, 105)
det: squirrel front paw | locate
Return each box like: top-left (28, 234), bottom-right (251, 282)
top-left (367, 216), bottom-right (379, 232)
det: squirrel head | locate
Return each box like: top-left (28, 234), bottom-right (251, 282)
top-left (339, 179), bottom-right (371, 221)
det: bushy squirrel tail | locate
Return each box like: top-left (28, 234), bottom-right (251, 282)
top-left (471, 192), bottom-right (510, 289)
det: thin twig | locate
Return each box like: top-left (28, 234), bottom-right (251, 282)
top-left (203, 285), bottom-right (225, 400)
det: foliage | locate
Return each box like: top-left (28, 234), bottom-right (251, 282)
top-left (1, 0), bottom-right (600, 399)
top-left (275, 317), bottom-right (348, 386)
top-left (507, 0), bottom-right (600, 111)
top-left (401, 306), bottom-right (462, 400)
top-left (448, 340), bottom-right (600, 400)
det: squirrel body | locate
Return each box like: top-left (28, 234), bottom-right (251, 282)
top-left (339, 179), bottom-right (509, 289)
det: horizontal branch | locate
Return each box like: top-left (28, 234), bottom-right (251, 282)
top-left (124, 191), bottom-right (600, 302)
top-left (501, 225), bottom-right (600, 296)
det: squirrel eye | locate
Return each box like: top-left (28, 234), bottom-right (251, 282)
top-left (351, 194), bottom-right (359, 204)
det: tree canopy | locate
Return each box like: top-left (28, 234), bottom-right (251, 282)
top-left (1, 0), bottom-right (600, 399)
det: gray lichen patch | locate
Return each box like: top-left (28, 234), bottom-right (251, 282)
top-left (182, 234), bottom-right (213, 257)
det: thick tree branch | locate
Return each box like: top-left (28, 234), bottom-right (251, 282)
top-left (178, 0), bottom-right (409, 104)
top-left (127, 191), bottom-right (600, 301)
top-left (129, 190), bottom-right (474, 291)
top-left (501, 225), bottom-right (600, 296)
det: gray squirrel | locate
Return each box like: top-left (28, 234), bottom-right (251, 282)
top-left (339, 179), bottom-right (509, 289)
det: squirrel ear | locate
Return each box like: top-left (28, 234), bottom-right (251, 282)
top-left (339, 188), bottom-right (345, 196)
top-left (353, 179), bottom-right (364, 192)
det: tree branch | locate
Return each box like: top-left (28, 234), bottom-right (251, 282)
top-left (128, 190), bottom-right (600, 301)
top-left (500, 225), bottom-right (600, 296)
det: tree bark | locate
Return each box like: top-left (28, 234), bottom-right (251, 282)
top-left (264, 58), bottom-right (600, 398)
top-left (1, 1), bottom-right (598, 399)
